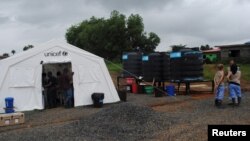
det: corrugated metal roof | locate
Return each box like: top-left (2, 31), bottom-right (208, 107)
top-left (215, 44), bottom-right (250, 48)
top-left (202, 48), bottom-right (221, 53)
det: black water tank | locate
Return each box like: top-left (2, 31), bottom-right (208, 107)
top-left (170, 52), bottom-right (182, 81)
top-left (170, 51), bottom-right (204, 81)
top-left (181, 51), bottom-right (204, 80)
top-left (122, 52), bottom-right (142, 77)
top-left (162, 52), bottom-right (170, 81)
top-left (142, 53), bottom-right (162, 82)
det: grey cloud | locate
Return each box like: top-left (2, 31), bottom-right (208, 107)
top-left (143, 0), bottom-right (250, 48)
top-left (11, 0), bottom-right (96, 27)
top-left (0, 15), bottom-right (10, 24)
top-left (91, 0), bottom-right (184, 11)
top-left (1, 0), bottom-right (250, 54)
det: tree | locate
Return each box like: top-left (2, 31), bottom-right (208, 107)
top-left (171, 44), bottom-right (186, 52)
top-left (11, 50), bottom-right (16, 55)
top-left (2, 53), bottom-right (9, 57)
top-left (65, 10), bottom-right (160, 60)
top-left (23, 45), bottom-right (34, 51)
top-left (200, 44), bottom-right (211, 50)
top-left (127, 14), bottom-right (144, 49)
top-left (139, 32), bottom-right (160, 53)
top-left (126, 14), bottom-right (160, 53)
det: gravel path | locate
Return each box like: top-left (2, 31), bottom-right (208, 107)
top-left (153, 92), bottom-right (250, 141)
top-left (0, 92), bottom-right (250, 141)
top-left (0, 103), bottom-right (175, 141)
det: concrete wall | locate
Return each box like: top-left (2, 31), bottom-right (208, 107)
top-left (220, 47), bottom-right (250, 63)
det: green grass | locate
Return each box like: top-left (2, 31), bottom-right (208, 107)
top-left (203, 64), bottom-right (250, 81)
top-left (239, 64), bottom-right (250, 81)
top-left (203, 64), bottom-right (216, 80)
top-left (105, 61), bottom-right (122, 73)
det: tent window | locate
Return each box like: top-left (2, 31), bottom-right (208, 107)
top-left (78, 65), bottom-right (100, 84)
top-left (9, 67), bottom-right (35, 87)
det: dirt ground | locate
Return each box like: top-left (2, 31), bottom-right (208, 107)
top-left (156, 94), bottom-right (250, 141)
top-left (1, 72), bottom-right (249, 140)
top-left (1, 87), bottom-right (250, 141)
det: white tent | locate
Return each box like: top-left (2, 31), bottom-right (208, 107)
top-left (0, 40), bottom-right (120, 113)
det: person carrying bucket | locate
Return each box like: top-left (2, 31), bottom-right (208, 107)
top-left (214, 64), bottom-right (225, 108)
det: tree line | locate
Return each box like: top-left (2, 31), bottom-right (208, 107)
top-left (1, 45), bottom-right (34, 58)
top-left (65, 10), bottom-right (160, 60)
top-left (1, 10), bottom-right (213, 59)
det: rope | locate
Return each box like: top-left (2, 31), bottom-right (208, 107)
top-left (104, 59), bottom-right (173, 95)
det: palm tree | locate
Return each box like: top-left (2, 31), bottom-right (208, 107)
top-left (23, 45), bottom-right (34, 51)
top-left (171, 44), bottom-right (186, 52)
top-left (3, 53), bottom-right (9, 57)
top-left (11, 50), bottom-right (16, 55)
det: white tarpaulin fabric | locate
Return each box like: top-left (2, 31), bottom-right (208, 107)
top-left (10, 67), bottom-right (35, 87)
top-left (0, 40), bottom-right (120, 113)
top-left (78, 65), bottom-right (101, 84)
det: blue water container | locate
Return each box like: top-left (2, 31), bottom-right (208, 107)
top-left (5, 108), bottom-right (15, 113)
top-left (165, 85), bottom-right (175, 96)
top-left (5, 97), bottom-right (14, 108)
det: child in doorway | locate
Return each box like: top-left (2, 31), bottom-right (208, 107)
top-left (214, 64), bottom-right (225, 108)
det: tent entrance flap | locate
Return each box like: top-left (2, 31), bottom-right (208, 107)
top-left (42, 62), bottom-right (74, 109)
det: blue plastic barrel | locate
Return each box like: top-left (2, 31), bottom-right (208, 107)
top-left (165, 85), bottom-right (175, 96)
top-left (5, 108), bottom-right (15, 113)
top-left (5, 97), bottom-right (14, 108)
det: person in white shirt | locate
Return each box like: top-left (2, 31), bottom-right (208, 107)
top-left (227, 64), bottom-right (241, 106)
top-left (214, 64), bottom-right (225, 108)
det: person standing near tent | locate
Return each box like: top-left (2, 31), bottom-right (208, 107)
top-left (227, 64), bottom-right (241, 106)
top-left (71, 72), bottom-right (74, 106)
top-left (214, 64), bottom-right (225, 108)
top-left (42, 73), bottom-right (48, 108)
top-left (56, 71), bottom-right (63, 105)
top-left (61, 68), bottom-right (73, 108)
top-left (45, 71), bottom-right (57, 108)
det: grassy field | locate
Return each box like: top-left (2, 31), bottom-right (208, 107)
top-left (239, 64), bottom-right (250, 81)
top-left (204, 64), bottom-right (250, 81)
top-left (203, 64), bottom-right (216, 80)
top-left (105, 62), bottom-right (250, 82)
top-left (105, 61), bottom-right (122, 73)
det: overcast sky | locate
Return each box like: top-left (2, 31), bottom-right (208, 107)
top-left (1, 0), bottom-right (250, 54)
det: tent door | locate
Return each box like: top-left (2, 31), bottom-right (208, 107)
top-left (42, 62), bottom-right (74, 109)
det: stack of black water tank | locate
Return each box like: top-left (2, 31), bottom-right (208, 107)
top-left (142, 53), bottom-right (162, 81)
top-left (122, 52), bottom-right (142, 77)
top-left (122, 50), bottom-right (203, 82)
top-left (170, 52), bottom-right (183, 80)
top-left (162, 52), bottom-right (170, 81)
top-left (181, 51), bottom-right (203, 80)
top-left (170, 49), bottom-right (203, 81)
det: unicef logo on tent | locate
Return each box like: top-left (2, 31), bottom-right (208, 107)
top-left (44, 51), bottom-right (69, 57)
top-left (62, 51), bottom-right (68, 56)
